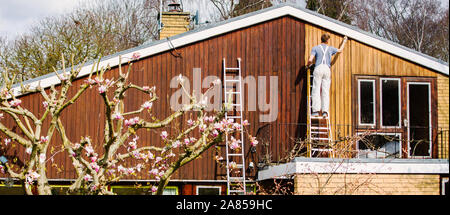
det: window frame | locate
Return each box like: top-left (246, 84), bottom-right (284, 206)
top-left (357, 79), bottom-right (377, 127)
top-left (406, 81), bottom-right (432, 159)
top-left (195, 185), bottom-right (222, 195)
top-left (380, 78), bottom-right (401, 129)
top-left (356, 132), bottom-right (402, 159)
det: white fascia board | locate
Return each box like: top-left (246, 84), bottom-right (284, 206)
top-left (258, 159), bottom-right (449, 181)
top-left (11, 6), bottom-right (448, 97)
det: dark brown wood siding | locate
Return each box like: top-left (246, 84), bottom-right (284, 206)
top-left (1, 16), bottom-right (307, 181)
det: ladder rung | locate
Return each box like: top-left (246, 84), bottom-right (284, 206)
top-left (311, 137), bottom-right (330, 141)
top-left (311, 131), bottom-right (328, 134)
top-left (225, 68), bottom-right (240, 71)
top-left (226, 116), bottom-right (242, 119)
top-left (229, 190), bottom-right (245, 193)
top-left (230, 104), bottom-right (241, 106)
top-left (225, 91), bottom-right (240, 94)
top-left (310, 126), bottom-right (328, 130)
top-left (229, 177), bottom-right (245, 181)
top-left (311, 148), bottom-right (332, 152)
top-left (225, 79), bottom-right (240, 82)
top-left (310, 116), bottom-right (329, 119)
top-left (228, 153), bottom-right (244, 156)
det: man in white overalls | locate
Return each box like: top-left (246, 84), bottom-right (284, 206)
top-left (307, 33), bottom-right (348, 117)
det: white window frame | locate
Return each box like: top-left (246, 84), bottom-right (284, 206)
top-left (406, 82), bottom-right (432, 159)
top-left (380, 78), bottom-right (401, 129)
top-left (358, 79), bottom-right (376, 127)
top-left (442, 178), bottom-right (449, 195)
top-left (196, 185), bottom-right (222, 195)
top-left (356, 132), bottom-right (402, 159)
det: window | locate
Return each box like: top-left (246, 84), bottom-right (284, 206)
top-left (0, 184), bottom-right (25, 195)
top-left (358, 80), bottom-right (376, 126)
top-left (380, 78), bottom-right (400, 127)
top-left (357, 133), bottom-right (402, 158)
top-left (407, 82), bottom-right (432, 158)
top-left (196, 186), bottom-right (221, 195)
top-left (111, 186), bottom-right (179, 195)
top-left (442, 178), bottom-right (449, 195)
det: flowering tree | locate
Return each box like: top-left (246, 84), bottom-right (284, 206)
top-left (0, 55), bottom-right (92, 195)
top-left (0, 53), bottom-right (257, 195)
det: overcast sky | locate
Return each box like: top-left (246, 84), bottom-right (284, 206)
top-left (0, 0), bottom-right (447, 40)
top-left (0, 0), bottom-right (90, 38)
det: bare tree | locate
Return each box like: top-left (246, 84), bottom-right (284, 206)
top-left (0, 0), bottom-right (160, 84)
top-left (349, 0), bottom-right (449, 62)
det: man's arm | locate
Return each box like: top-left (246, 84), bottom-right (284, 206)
top-left (337, 36), bottom-right (348, 53)
top-left (307, 54), bottom-right (315, 67)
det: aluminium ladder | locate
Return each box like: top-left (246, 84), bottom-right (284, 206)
top-left (306, 66), bottom-right (334, 158)
top-left (223, 58), bottom-right (247, 195)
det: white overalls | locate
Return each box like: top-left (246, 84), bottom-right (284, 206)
top-left (311, 45), bottom-right (331, 114)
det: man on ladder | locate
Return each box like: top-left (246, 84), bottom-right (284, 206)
top-left (307, 33), bottom-right (348, 117)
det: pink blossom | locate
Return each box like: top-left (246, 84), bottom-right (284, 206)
top-left (214, 122), bottom-right (225, 132)
top-left (84, 174), bottom-right (92, 181)
top-left (124, 117), bottom-right (140, 127)
top-left (118, 165), bottom-right (126, 174)
top-left (189, 137), bottom-right (197, 143)
top-left (0, 165), bottom-right (4, 174)
top-left (131, 52), bottom-right (141, 60)
top-left (229, 137), bottom-right (241, 151)
top-left (128, 141), bottom-right (137, 150)
top-left (142, 101), bottom-right (153, 110)
top-left (249, 136), bottom-right (259, 147)
top-left (199, 124), bottom-right (207, 132)
top-left (90, 156), bottom-right (98, 163)
top-left (136, 164), bottom-right (143, 172)
top-left (232, 123), bottom-right (242, 131)
top-left (160, 131), bottom-right (168, 140)
top-left (187, 119), bottom-right (194, 126)
top-left (25, 171), bottom-right (40, 185)
top-left (42, 101), bottom-right (48, 109)
top-left (98, 85), bottom-right (107, 94)
top-left (0, 113), bottom-right (3, 119)
top-left (39, 153), bottom-right (46, 163)
top-left (85, 79), bottom-right (96, 85)
top-left (85, 145), bottom-right (94, 156)
top-left (155, 156), bottom-right (162, 163)
top-left (26, 147), bottom-right (32, 155)
top-left (142, 86), bottom-right (150, 91)
top-left (149, 168), bottom-right (159, 176)
top-left (151, 186), bottom-right (157, 193)
top-left (112, 112), bottom-right (124, 120)
top-left (9, 99), bottom-right (22, 107)
top-left (127, 168), bottom-right (135, 175)
top-left (172, 140), bottom-right (181, 148)
top-left (91, 162), bottom-right (100, 172)
top-left (242, 120), bottom-right (249, 126)
top-left (215, 155), bottom-right (223, 161)
top-left (40, 136), bottom-right (49, 144)
top-left (73, 143), bottom-right (81, 150)
top-left (4, 138), bottom-right (11, 146)
top-left (211, 129), bottom-right (219, 137)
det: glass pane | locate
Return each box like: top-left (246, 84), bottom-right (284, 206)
top-left (163, 188), bottom-right (177, 195)
top-left (358, 134), bottom-right (401, 158)
top-left (359, 81), bottom-right (374, 124)
top-left (408, 84), bottom-right (430, 157)
top-left (0, 186), bottom-right (25, 195)
top-left (381, 79), bottom-right (400, 127)
top-left (197, 187), bottom-right (221, 195)
top-left (113, 187), bottom-right (149, 195)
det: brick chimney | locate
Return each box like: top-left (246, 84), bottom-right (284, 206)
top-left (159, 1), bottom-right (190, 40)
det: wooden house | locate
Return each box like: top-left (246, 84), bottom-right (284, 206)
top-left (1, 4), bottom-right (448, 195)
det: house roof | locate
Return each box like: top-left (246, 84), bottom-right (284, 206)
top-left (12, 3), bottom-right (449, 96)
